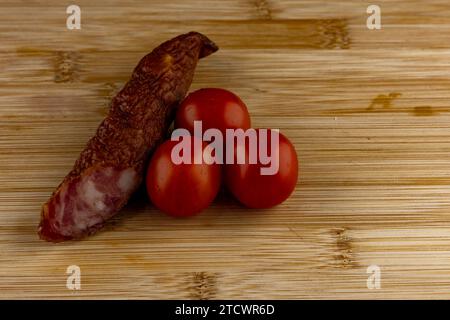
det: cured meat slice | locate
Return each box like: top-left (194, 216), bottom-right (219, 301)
top-left (39, 32), bottom-right (218, 242)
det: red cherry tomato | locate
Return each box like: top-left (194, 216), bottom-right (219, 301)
top-left (175, 88), bottom-right (251, 135)
top-left (224, 129), bottom-right (298, 209)
top-left (146, 136), bottom-right (221, 217)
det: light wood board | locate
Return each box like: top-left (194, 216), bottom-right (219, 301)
top-left (2, 0), bottom-right (450, 299)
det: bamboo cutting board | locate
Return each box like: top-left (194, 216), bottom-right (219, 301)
top-left (3, 0), bottom-right (450, 299)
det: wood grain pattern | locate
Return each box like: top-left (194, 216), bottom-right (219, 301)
top-left (2, 0), bottom-right (450, 299)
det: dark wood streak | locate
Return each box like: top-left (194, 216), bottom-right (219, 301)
top-left (54, 51), bottom-right (80, 83)
top-left (253, 0), bottom-right (272, 20)
top-left (188, 272), bottom-right (218, 300)
top-left (333, 227), bottom-right (357, 269)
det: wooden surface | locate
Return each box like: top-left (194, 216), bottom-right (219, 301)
top-left (2, 0), bottom-right (450, 299)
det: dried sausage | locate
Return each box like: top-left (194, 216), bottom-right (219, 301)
top-left (38, 32), bottom-right (218, 242)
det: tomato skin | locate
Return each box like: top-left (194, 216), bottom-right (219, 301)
top-left (146, 137), bottom-right (221, 217)
top-left (224, 130), bottom-right (298, 209)
top-left (175, 88), bottom-right (251, 135)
